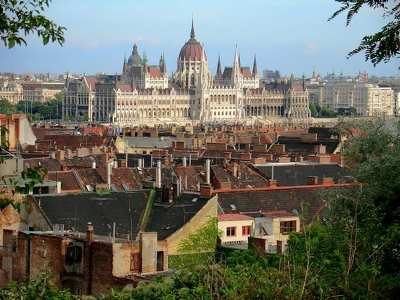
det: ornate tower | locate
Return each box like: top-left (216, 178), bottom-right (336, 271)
top-left (231, 46), bottom-right (241, 88)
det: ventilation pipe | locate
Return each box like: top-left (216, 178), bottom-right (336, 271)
top-left (206, 159), bottom-right (211, 184)
top-left (107, 161), bottom-right (112, 189)
top-left (156, 160), bottom-right (162, 188)
top-left (138, 158), bottom-right (144, 169)
top-left (183, 156), bottom-right (187, 167)
top-left (87, 222), bottom-right (94, 242)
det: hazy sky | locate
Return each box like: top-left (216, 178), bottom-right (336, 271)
top-left (0, 0), bottom-right (398, 76)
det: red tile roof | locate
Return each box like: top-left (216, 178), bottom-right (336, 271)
top-left (47, 171), bottom-right (82, 192)
top-left (262, 210), bottom-right (296, 218)
top-left (241, 67), bottom-right (253, 78)
top-left (147, 66), bottom-right (162, 78)
top-left (218, 213), bottom-right (254, 222)
top-left (84, 76), bottom-right (98, 91)
top-left (116, 83), bottom-right (134, 92)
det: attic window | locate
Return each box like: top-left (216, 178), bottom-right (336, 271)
top-left (65, 245), bottom-right (83, 266)
top-left (230, 204), bottom-right (237, 211)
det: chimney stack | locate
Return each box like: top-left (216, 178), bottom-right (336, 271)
top-left (87, 222), bottom-right (94, 242)
top-left (92, 161), bottom-right (96, 169)
top-left (233, 163), bottom-right (238, 178)
top-left (138, 158), bottom-right (144, 169)
top-left (155, 160), bottom-right (162, 188)
top-left (183, 156), bottom-right (187, 167)
top-left (206, 159), bottom-right (211, 184)
top-left (107, 161), bottom-right (112, 189)
top-left (176, 176), bottom-right (182, 197)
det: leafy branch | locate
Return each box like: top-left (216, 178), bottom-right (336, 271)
top-left (329, 0), bottom-right (399, 65)
top-left (0, 0), bottom-right (66, 48)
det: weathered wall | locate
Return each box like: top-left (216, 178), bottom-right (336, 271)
top-left (112, 242), bottom-right (139, 277)
top-left (166, 195), bottom-right (218, 255)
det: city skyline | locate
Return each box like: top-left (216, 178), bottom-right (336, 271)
top-left (0, 0), bottom-right (398, 77)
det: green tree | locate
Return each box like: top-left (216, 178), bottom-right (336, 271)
top-left (329, 0), bottom-right (400, 65)
top-left (0, 98), bottom-right (17, 114)
top-left (0, 273), bottom-right (74, 300)
top-left (0, 0), bottom-right (66, 48)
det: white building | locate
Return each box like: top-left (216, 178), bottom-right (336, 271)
top-left (218, 213), bottom-right (254, 247)
top-left (0, 81), bottom-right (23, 104)
top-left (63, 21), bottom-right (311, 125)
top-left (253, 210), bottom-right (300, 254)
top-left (308, 79), bottom-right (395, 117)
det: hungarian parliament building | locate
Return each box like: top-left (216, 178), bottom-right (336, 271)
top-left (63, 22), bottom-right (311, 126)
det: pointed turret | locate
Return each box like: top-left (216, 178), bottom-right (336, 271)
top-left (216, 55), bottom-right (222, 77)
top-left (232, 45), bottom-right (241, 86)
top-left (312, 66), bottom-right (316, 79)
top-left (190, 17), bottom-right (196, 40)
top-left (159, 53), bottom-right (167, 74)
top-left (252, 55), bottom-right (258, 76)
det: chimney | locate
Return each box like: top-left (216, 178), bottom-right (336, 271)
top-left (268, 179), bottom-right (278, 188)
top-left (206, 159), bottom-right (211, 185)
top-left (184, 174), bottom-right (188, 190)
top-left (176, 176), bottom-right (181, 197)
top-left (233, 163), bottom-right (238, 178)
top-left (140, 232), bottom-right (158, 274)
top-left (56, 181), bottom-right (62, 194)
top-left (307, 176), bottom-right (318, 185)
top-left (183, 156), bottom-right (187, 167)
top-left (55, 150), bottom-right (65, 161)
top-left (155, 160), bottom-right (162, 188)
top-left (138, 158), bottom-right (144, 169)
top-left (87, 222), bottom-right (94, 242)
top-left (322, 177), bottom-right (334, 186)
top-left (107, 161), bottom-right (112, 190)
top-left (92, 161), bottom-right (96, 169)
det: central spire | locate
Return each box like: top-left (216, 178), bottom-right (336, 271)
top-left (190, 17), bottom-right (196, 40)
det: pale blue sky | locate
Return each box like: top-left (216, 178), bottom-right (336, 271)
top-left (0, 0), bottom-right (398, 76)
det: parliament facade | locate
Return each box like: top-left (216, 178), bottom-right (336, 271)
top-left (63, 22), bottom-right (311, 126)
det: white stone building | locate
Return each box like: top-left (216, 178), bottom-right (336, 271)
top-left (0, 81), bottom-right (23, 104)
top-left (307, 78), bottom-right (395, 117)
top-left (63, 21), bottom-right (311, 125)
top-left (218, 213), bottom-right (254, 247)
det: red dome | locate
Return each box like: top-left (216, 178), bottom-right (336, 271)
top-left (178, 20), bottom-right (206, 62)
top-left (179, 39), bottom-right (206, 61)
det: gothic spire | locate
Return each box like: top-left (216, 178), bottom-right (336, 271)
top-left (252, 54), bottom-right (258, 76)
top-left (216, 55), bottom-right (222, 77)
top-left (159, 52), bottom-right (167, 74)
top-left (190, 17), bottom-right (196, 40)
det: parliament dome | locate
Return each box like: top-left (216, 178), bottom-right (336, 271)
top-left (178, 21), bottom-right (206, 62)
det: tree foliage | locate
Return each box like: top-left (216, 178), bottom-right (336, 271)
top-left (3, 120), bottom-right (400, 299)
top-left (0, 95), bottom-right (63, 121)
top-left (0, 0), bottom-right (66, 48)
top-left (329, 0), bottom-right (400, 65)
top-left (0, 273), bottom-right (75, 300)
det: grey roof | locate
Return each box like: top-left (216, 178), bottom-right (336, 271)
top-left (146, 192), bottom-right (210, 240)
top-left (218, 188), bottom-right (336, 223)
top-left (254, 163), bottom-right (351, 186)
top-left (35, 192), bottom-right (148, 239)
top-left (123, 137), bottom-right (176, 149)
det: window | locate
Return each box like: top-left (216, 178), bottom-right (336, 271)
top-left (130, 252), bottom-right (141, 273)
top-left (280, 221), bottom-right (297, 234)
top-left (242, 225), bottom-right (251, 236)
top-left (157, 251), bottom-right (164, 272)
top-left (226, 227), bottom-right (236, 237)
